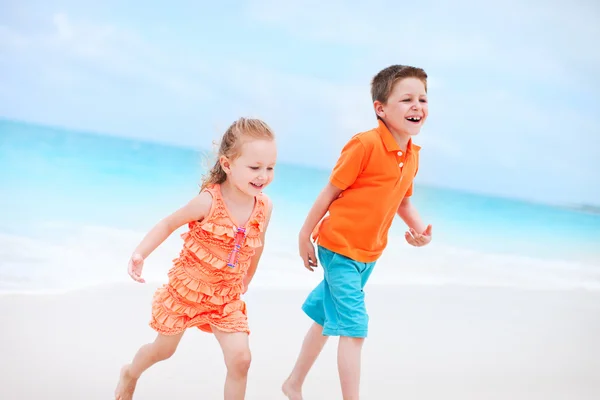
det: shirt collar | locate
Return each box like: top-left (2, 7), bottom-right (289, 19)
top-left (376, 119), bottom-right (421, 153)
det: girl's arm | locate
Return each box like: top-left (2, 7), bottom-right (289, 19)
top-left (133, 191), bottom-right (213, 259)
top-left (243, 199), bottom-right (274, 292)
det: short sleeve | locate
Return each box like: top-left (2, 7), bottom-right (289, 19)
top-left (329, 137), bottom-right (366, 190)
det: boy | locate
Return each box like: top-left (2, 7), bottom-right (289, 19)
top-left (282, 65), bottom-right (433, 400)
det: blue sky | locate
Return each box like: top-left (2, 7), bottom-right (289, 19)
top-left (1, 0), bottom-right (599, 206)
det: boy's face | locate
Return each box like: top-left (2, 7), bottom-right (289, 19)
top-left (375, 77), bottom-right (428, 138)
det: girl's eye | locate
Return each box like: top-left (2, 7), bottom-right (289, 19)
top-left (249, 166), bottom-right (259, 170)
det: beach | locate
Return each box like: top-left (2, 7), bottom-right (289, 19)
top-left (1, 120), bottom-right (600, 399)
top-left (1, 282), bottom-right (599, 399)
top-left (1, 0), bottom-right (599, 396)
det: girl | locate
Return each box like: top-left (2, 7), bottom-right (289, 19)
top-left (114, 118), bottom-right (277, 400)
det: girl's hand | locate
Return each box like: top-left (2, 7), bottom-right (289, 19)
top-left (128, 253), bottom-right (146, 283)
top-left (405, 224), bottom-right (432, 247)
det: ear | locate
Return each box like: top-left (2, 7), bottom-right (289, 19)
top-left (219, 155), bottom-right (232, 174)
top-left (373, 100), bottom-right (386, 119)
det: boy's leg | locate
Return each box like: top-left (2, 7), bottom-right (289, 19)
top-left (284, 247), bottom-right (339, 399)
top-left (213, 327), bottom-right (252, 400)
top-left (282, 322), bottom-right (329, 399)
top-left (321, 254), bottom-right (376, 400)
top-left (338, 336), bottom-right (364, 400)
top-left (115, 332), bottom-right (184, 400)
top-left (301, 279), bottom-right (327, 327)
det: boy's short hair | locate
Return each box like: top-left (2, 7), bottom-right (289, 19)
top-left (371, 65), bottom-right (428, 105)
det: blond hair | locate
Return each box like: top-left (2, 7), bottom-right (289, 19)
top-left (200, 117), bottom-right (275, 191)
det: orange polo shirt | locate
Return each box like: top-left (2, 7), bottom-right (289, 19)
top-left (313, 119), bottom-right (420, 263)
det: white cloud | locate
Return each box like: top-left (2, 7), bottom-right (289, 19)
top-left (1, 12), bottom-right (208, 99)
top-left (240, 0), bottom-right (600, 182)
top-left (245, 0), bottom-right (600, 86)
top-left (209, 62), bottom-right (464, 166)
top-left (0, 25), bottom-right (28, 49)
top-left (1, 2), bottom-right (598, 204)
top-left (245, 0), bottom-right (378, 45)
top-left (208, 63), bottom-right (364, 163)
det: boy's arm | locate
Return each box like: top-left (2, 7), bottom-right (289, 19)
top-left (397, 197), bottom-right (432, 246)
top-left (299, 183), bottom-right (342, 270)
top-left (300, 183), bottom-right (342, 239)
top-left (396, 197), bottom-right (426, 233)
top-left (133, 191), bottom-right (213, 259)
top-left (243, 199), bottom-right (274, 292)
top-left (299, 136), bottom-right (365, 270)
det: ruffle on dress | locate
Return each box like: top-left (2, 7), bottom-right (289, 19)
top-left (149, 184), bottom-right (269, 335)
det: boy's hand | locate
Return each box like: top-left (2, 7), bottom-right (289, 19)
top-left (405, 224), bottom-right (432, 247)
top-left (299, 235), bottom-right (318, 272)
top-left (128, 253), bottom-right (146, 283)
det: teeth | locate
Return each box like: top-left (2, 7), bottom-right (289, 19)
top-left (407, 116), bottom-right (421, 121)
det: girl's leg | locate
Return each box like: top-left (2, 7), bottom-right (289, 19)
top-left (115, 332), bottom-right (184, 400)
top-left (282, 322), bottom-right (329, 400)
top-left (212, 327), bottom-right (252, 400)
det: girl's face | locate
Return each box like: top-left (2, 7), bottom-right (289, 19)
top-left (220, 138), bottom-right (277, 197)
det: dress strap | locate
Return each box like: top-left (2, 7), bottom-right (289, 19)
top-left (198, 183), bottom-right (223, 225)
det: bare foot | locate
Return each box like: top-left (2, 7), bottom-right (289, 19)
top-left (115, 365), bottom-right (138, 400)
top-left (282, 378), bottom-right (303, 400)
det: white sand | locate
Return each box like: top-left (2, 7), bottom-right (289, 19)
top-left (1, 283), bottom-right (599, 399)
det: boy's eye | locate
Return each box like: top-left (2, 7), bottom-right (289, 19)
top-left (249, 166), bottom-right (259, 170)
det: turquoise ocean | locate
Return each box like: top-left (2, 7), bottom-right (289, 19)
top-left (1, 119), bottom-right (599, 293)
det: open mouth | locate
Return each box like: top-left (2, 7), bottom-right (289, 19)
top-left (406, 116), bottom-right (422, 124)
top-left (250, 182), bottom-right (264, 189)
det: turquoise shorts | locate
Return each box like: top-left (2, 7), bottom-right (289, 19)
top-left (302, 245), bottom-right (376, 338)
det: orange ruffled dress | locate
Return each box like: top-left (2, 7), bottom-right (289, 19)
top-left (150, 184), bottom-right (269, 335)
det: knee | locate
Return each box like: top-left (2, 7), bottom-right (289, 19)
top-left (340, 336), bottom-right (365, 347)
top-left (150, 343), bottom-right (177, 362)
top-left (227, 349), bottom-right (252, 377)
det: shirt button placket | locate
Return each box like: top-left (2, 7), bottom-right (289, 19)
top-left (397, 150), bottom-right (404, 184)
top-left (397, 151), bottom-right (404, 168)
